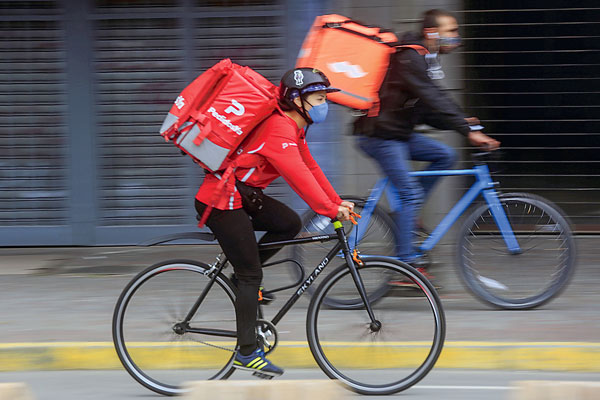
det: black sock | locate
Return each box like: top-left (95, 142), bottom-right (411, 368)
top-left (239, 344), bottom-right (257, 356)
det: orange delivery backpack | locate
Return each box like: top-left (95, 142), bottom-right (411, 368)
top-left (158, 58), bottom-right (279, 226)
top-left (296, 14), bottom-right (428, 116)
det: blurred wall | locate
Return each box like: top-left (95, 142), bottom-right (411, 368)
top-left (1, 0), bottom-right (597, 246)
top-left (461, 0), bottom-right (600, 231)
top-left (0, 0), bottom-right (463, 246)
top-left (1, 0), bottom-right (300, 245)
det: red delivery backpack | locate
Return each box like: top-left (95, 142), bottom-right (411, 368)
top-left (159, 59), bottom-right (278, 226)
top-left (159, 58), bottom-right (278, 173)
top-left (296, 14), bottom-right (427, 116)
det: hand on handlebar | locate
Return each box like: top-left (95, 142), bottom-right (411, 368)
top-left (336, 205), bottom-right (351, 222)
top-left (340, 200), bottom-right (355, 212)
top-left (468, 131), bottom-right (501, 151)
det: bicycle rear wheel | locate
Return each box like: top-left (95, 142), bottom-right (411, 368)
top-left (112, 260), bottom-right (237, 396)
top-left (307, 257), bottom-right (445, 395)
top-left (292, 198), bottom-right (398, 309)
top-left (457, 193), bottom-right (576, 309)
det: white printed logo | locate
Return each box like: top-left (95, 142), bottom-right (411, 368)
top-left (224, 99), bottom-right (245, 116)
top-left (294, 70), bottom-right (304, 86)
top-left (282, 142), bottom-right (298, 149)
top-left (327, 61), bottom-right (368, 78)
top-left (174, 95), bottom-right (185, 109)
top-left (208, 107), bottom-right (243, 136)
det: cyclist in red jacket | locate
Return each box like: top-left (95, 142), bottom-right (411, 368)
top-left (195, 68), bottom-right (354, 377)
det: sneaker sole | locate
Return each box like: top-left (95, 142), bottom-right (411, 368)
top-left (232, 364), bottom-right (283, 377)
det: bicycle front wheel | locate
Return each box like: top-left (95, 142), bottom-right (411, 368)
top-left (292, 198), bottom-right (398, 309)
top-left (307, 257), bottom-right (445, 395)
top-left (112, 260), bottom-right (238, 396)
top-left (457, 193), bottom-right (576, 309)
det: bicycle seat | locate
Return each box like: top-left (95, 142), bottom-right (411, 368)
top-left (138, 231), bottom-right (216, 246)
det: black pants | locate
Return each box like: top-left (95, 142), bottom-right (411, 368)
top-left (195, 195), bottom-right (301, 355)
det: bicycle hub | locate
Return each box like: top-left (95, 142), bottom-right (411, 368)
top-left (370, 320), bottom-right (382, 332)
top-left (172, 322), bottom-right (188, 335)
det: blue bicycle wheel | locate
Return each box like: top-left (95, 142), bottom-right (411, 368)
top-left (457, 193), bottom-right (576, 309)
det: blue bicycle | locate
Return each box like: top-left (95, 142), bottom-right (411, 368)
top-left (293, 152), bottom-right (576, 310)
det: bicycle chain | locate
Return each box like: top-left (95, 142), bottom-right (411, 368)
top-left (187, 335), bottom-right (236, 353)
top-left (196, 338), bottom-right (236, 353)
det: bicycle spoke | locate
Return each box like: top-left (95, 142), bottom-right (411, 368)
top-left (307, 259), bottom-right (445, 395)
top-left (113, 262), bottom-right (237, 396)
top-left (458, 194), bottom-right (575, 309)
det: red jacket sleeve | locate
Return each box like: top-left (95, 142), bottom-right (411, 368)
top-left (298, 137), bottom-right (343, 205)
top-left (259, 129), bottom-right (340, 219)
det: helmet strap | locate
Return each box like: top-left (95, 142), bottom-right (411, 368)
top-left (282, 91), bottom-right (313, 125)
top-left (297, 95), bottom-right (313, 125)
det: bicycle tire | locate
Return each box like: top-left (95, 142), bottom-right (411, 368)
top-left (457, 192), bottom-right (576, 310)
top-left (291, 197), bottom-right (398, 309)
top-left (112, 260), bottom-right (238, 396)
top-left (306, 257), bottom-right (445, 395)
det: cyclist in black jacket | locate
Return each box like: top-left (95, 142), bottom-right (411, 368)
top-left (354, 9), bottom-right (500, 269)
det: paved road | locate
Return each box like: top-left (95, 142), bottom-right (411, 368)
top-left (0, 237), bottom-right (599, 388)
top-left (0, 238), bottom-right (598, 344)
top-left (2, 369), bottom-right (600, 400)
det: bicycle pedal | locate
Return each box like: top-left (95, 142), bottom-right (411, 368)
top-left (252, 371), bottom-right (275, 380)
top-left (259, 290), bottom-right (276, 305)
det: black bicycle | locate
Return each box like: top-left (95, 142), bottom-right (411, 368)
top-left (112, 219), bottom-right (445, 396)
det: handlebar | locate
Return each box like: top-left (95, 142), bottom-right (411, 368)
top-left (330, 214), bottom-right (365, 267)
top-left (330, 211), bottom-right (361, 227)
top-left (471, 150), bottom-right (505, 177)
top-left (471, 150), bottom-right (503, 163)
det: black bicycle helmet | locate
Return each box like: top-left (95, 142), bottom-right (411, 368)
top-left (279, 67), bottom-right (340, 124)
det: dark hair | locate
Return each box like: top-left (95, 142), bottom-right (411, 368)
top-left (422, 9), bottom-right (456, 32)
top-left (277, 90), bottom-right (317, 111)
top-left (278, 98), bottom-right (294, 111)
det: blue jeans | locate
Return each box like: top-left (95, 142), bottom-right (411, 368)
top-left (357, 134), bottom-right (457, 261)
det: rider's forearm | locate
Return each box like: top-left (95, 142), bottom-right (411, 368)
top-left (298, 139), bottom-right (343, 204)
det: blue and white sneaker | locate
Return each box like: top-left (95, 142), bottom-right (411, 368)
top-left (233, 348), bottom-right (283, 379)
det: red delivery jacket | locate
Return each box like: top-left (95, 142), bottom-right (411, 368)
top-left (195, 109), bottom-right (342, 219)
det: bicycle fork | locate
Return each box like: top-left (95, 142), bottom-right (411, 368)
top-left (482, 189), bottom-right (522, 254)
top-left (334, 221), bottom-right (381, 332)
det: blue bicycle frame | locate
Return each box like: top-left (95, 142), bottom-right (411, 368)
top-left (350, 164), bottom-right (521, 257)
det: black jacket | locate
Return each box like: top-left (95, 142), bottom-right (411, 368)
top-left (354, 32), bottom-right (470, 140)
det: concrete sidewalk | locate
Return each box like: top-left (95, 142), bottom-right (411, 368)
top-left (0, 237), bottom-right (599, 372)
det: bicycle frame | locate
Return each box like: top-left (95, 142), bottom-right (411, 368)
top-left (350, 164), bottom-right (521, 256)
top-left (180, 222), bottom-right (378, 337)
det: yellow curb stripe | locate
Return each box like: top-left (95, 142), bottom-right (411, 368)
top-left (0, 342), bottom-right (599, 372)
top-left (2, 341), bottom-right (599, 348)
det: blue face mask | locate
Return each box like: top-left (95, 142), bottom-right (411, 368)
top-left (439, 35), bottom-right (462, 51)
top-left (439, 35), bottom-right (461, 46)
top-left (307, 101), bottom-right (328, 124)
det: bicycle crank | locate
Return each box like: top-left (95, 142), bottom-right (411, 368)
top-left (256, 319), bottom-right (278, 355)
